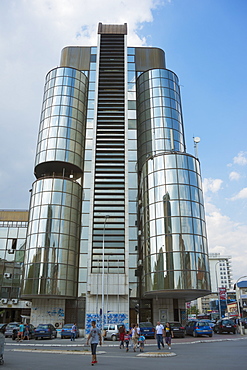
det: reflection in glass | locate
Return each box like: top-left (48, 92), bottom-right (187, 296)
top-left (23, 177), bottom-right (82, 297)
top-left (139, 150), bottom-right (210, 294)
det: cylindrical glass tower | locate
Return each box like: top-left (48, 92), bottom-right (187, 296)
top-left (136, 68), bottom-right (211, 298)
top-left (136, 68), bottom-right (186, 168)
top-left (22, 67), bottom-right (88, 298)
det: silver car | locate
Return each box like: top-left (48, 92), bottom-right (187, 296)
top-left (4, 322), bottom-right (20, 338)
top-left (103, 324), bottom-right (121, 341)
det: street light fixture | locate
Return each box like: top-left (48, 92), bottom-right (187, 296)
top-left (193, 136), bottom-right (200, 158)
top-left (101, 215), bottom-right (109, 340)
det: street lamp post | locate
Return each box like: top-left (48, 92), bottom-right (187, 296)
top-left (235, 275), bottom-right (247, 336)
top-left (102, 215), bottom-right (109, 340)
top-left (215, 261), bottom-right (222, 318)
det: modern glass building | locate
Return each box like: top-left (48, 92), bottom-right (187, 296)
top-left (21, 23), bottom-right (211, 331)
top-left (0, 210), bottom-right (31, 322)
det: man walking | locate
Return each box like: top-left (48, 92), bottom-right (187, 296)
top-left (71, 323), bottom-right (77, 341)
top-left (164, 322), bottom-right (174, 350)
top-left (18, 322), bottom-right (25, 342)
top-left (155, 321), bottom-right (164, 349)
top-left (87, 321), bottom-right (102, 365)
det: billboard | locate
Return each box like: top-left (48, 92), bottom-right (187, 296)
top-left (227, 302), bottom-right (238, 317)
top-left (219, 287), bottom-right (227, 300)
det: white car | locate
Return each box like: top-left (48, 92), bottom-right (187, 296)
top-left (103, 324), bottom-right (121, 341)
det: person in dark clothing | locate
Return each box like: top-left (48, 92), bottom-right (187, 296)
top-left (164, 322), bottom-right (174, 350)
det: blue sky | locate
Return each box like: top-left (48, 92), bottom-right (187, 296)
top-left (0, 0), bottom-right (246, 282)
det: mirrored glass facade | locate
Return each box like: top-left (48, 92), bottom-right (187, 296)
top-left (35, 67), bottom-right (88, 179)
top-left (139, 153), bottom-right (210, 294)
top-left (136, 68), bottom-right (210, 298)
top-left (0, 212), bottom-right (27, 302)
top-left (23, 67), bottom-right (88, 298)
top-left (23, 177), bottom-right (82, 297)
top-left (136, 69), bottom-right (185, 168)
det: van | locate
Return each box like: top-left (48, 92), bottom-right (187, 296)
top-left (103, 324), bottom-right (122, 341)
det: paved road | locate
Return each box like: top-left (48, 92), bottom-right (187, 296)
top-left (2, 334), bottom-right (247, 369)
top-left (4, 331), bottom-right (244, 347)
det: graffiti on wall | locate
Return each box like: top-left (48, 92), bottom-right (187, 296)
top-left (86, 313), bottom-right (128, 334)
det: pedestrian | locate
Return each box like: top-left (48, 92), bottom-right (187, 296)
top-left (18, 322), bottom-right (25, 342)
top-left (138, 334), bottom-right (145, 352)
top-left (0, 324), bottom-right (5, 365)
top-left (130, 324), bottom-right (138, 352)
top-left (86, 321), bottom-right (102, 366)
top-left (164, 322), bottom-right (174, 350)
top-left (24, 324), bottom-right (30, 340)
top-left (136, 323), bottom-right (140, 336)
top-left (155, 321), bottom-right (164, 349)
top-left (118, 325), bottom-right (125, 349)
top-left (124, 331), bottom-right (130, 352)
top-left (71, 323), bottom-right (77, 341)
top-left (136, 323), bottom-right (141, 348)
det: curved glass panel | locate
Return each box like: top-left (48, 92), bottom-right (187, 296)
top-left (22, 177), bottom-right (82, 297)
top-left (139, 152), bottom-right (210, 295)
top-left (35, 67), bottom-right (89, 172)
top-left (136, 69), bottom-right (185, 168)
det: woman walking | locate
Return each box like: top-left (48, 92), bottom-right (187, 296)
top-left (119, 325), bottom-right (125, 349)
top-left (130, 324), bottom-right (138, 352)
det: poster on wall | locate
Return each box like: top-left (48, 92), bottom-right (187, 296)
top-left (159, 308), bottom-right (168, 323)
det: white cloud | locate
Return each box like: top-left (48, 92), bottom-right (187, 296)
top-left (233, 151), bottom-right (247, 166)
top-left (0, 0), bottom-right (166, 208)
top-left (205, 202), bottom-right (247, 282)
top-left (230, 187), bottom-right (247, 201)
top-left (0, 0), bottom-right (164, 49)
top-left (229, 171), bottom-right (240, 181)
top-left (203, 178), bottom-right (223, 194)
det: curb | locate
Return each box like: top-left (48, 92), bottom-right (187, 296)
top-left (137, 351), bottom-right (176, 357)
top-left (9, 349), bottom-right (106, 355)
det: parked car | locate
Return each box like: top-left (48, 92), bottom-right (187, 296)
top-left (34, 324), bottom-right (57, 339)
top-left (185, 320), bottom-right (213, 337)
top-left (103, 324), bottom-right (123, 341)
top-left (4, 322), bottom-right (20, 338)
top-left (213, 319), bottom-right (236, 334)
top-left (203, 319), bottom-right (215, 328)
top-left (139, 322), bottom-right (155, 338)
top-left (12, 324), bottom-right (35, 340)
top-left (61, 323), bottom-right (79, 339)
top-left (240, 318), bottom-right (247, 329)
top-left (169, 321), bottom-right (185, 338)
top-left (0, 324), bottom-right (7, 334)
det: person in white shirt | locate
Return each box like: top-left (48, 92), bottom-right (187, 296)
top-left (87, 321), bottom-right (102, 365)
top-left (155, 321), bottom-right (164, 349)
top-left (136, 324), bottom-right (141, 336)
top-left (71, 323), bottom-right (77, 341)
top-left (130, 324), bottom-right (138, 352)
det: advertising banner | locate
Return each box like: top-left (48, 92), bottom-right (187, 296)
top-left (227, 302), bottom-right (238, 317)
top-left (219, 287), bottom-right (227, 300)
